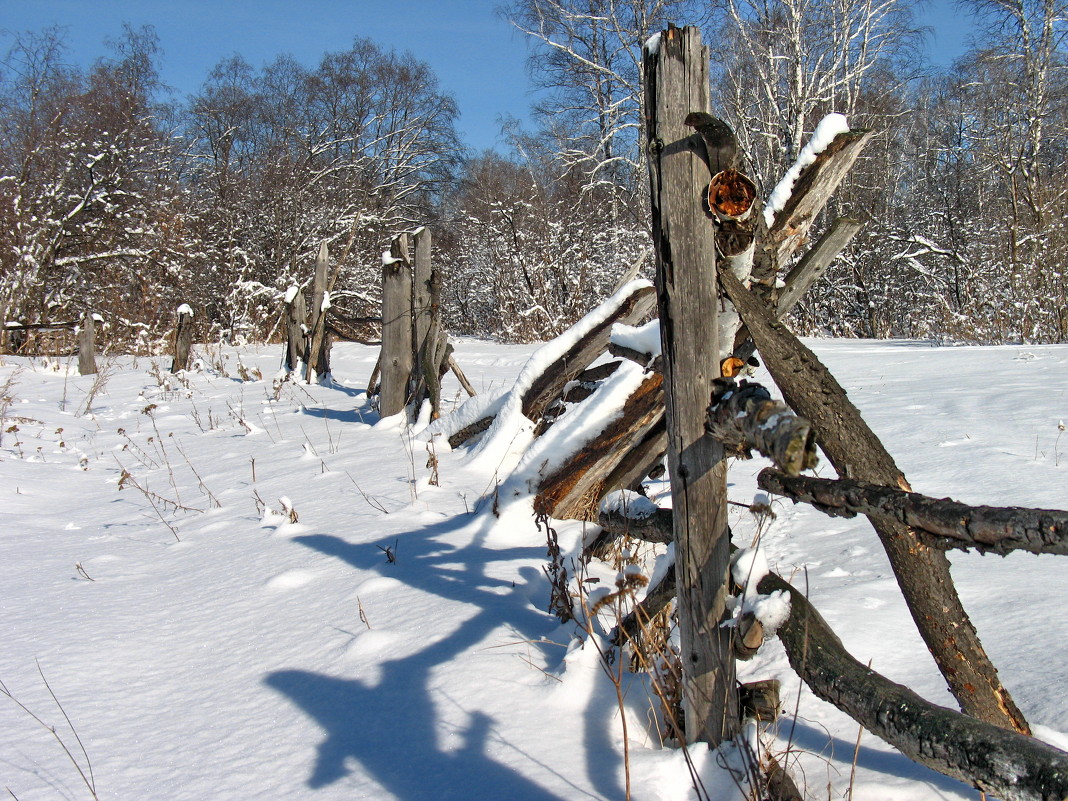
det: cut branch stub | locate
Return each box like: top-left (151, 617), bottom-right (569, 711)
top-left (708, 169), bottom-right (757, 223)
top-left (705, 378), bottom-right (818, 476)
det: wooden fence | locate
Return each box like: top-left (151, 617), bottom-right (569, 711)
top-left (426, 25), bottom-right (1068, 801)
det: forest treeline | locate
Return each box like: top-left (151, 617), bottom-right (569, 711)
top-left (1, 0), bottom-right (1065, 349)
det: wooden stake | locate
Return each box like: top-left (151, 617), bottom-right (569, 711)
top-left (645, 24), bottom-right (737, 746)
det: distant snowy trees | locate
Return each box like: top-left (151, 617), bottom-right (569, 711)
top-left (1, 5), bottom-right (1064, 347)
top-left (1, 28), bottom-right (460, 347)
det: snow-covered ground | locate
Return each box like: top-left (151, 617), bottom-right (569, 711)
top-left (2, 337), bottom-right (1066, 800)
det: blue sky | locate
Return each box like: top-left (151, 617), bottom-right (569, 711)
top-left (1, 0), bottom-right (973, 153)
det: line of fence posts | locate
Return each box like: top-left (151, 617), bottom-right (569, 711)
top-left (376, 227), bottom-right (474, 420)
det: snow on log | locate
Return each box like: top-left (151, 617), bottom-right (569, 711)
top-left (431, 280), bottom-right (655, 449)
top-left (758, 468), bottom-right (1068, 557)
top-left (533, 371), bottom-right (664, 521)
top-left (705, 378), bottom-right (817, 476)
top-left (751, 125), bottom-right (874, 288)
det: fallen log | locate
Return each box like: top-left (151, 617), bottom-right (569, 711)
top-left (448, 282), bottom-right (656, 448)
top-left (759, 568), bottom-right (1068, 801)
top-left (758, 468), bottom-right (1068, 557)
top-left (719, 267), bottom-right (1030, 734)
top-left (705, 378), bottom-right (817, 476)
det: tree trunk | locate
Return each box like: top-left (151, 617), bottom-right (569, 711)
top-left (719, 268), bottom-right (1030, 734)
top-left (645, 24), bottom-right (737, 746)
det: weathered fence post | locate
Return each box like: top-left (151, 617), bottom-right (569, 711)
top-left (644, 25), bottom-right (738, 745)
top-left (171, 304), bottom-right (194, 373)
top-left (77, 312), bottom-right (97, 375)
top-left (380, 233), bottom-right (414, 416)
top-left (284, 286), bottom-right (307, 373)
top-left (304, 241), bottom-right (331, 382)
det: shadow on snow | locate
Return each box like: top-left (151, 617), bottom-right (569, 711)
top-left (264, 510), bottom-right (614, 800)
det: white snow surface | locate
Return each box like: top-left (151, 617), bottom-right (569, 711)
top-left (764, 113), bottom-right (851, 226)
top-left (176, 303), bottom-right (194, 316)
top-left (284, 285), bottom-right (300, 304)
top-left (2, 337), bottom-right (1068, 800)
top-left (611, 319), bottom-right (662, 362)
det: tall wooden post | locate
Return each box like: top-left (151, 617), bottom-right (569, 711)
top-left (380, 233), bottom-right (414, 416)
top-left (284, 287), bottom-right (307, 373)
top-left (171, 304), bottom-right (194, 373)
top-left (412, 227), bottom-right (433, 370)
top-left (77, 312), bottom-right (97, 375)
top-left (644, 25), bottom-right (738, 745)
top-left (304, 241), bottom-right (331, 382)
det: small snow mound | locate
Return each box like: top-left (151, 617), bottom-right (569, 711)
top-left (600, 489), bottom-right (658, 520)
top-left (731, 546), bottom-right (770, 595)
top-left (176, 303), bottom-right (194, 316)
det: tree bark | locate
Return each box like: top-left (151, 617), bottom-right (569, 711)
top-left (758, 467), bottom-right (1068, 557)
top-left (760, 569), bottom-right (1068, 801)
top-left (645, 24), bottom-right (737, 745)
top-left (719, 268), bottom-right (1030, 734)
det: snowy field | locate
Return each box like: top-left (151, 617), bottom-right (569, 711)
top-left (2, 337), bottom-right (1066, 800)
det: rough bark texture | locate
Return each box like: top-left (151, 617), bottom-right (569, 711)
top-left (77, 313), bottom-right (97, 375)
top-left (760, 569), bottom-right (1068, 801)
top-left (645, 25), bottom-right (737, 745)
top-left (380, 234), bottom-right (414, 417)
top-left (758, 467), bottom-right (1068, 557)
top-left (719, 268), bottom-right (1030, 734)
top-left (705, 378), bottom-right (817, 475)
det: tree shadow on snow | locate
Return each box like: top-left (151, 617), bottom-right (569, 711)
top-left (265, 512), bottom-right (614, 800)
top-left (782, 718), bottom-right (971, 797)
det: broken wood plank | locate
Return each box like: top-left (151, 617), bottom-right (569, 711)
top-left (752, 129), bottom-right (875, 287)
top-left (534, 372), bottom-right (664, 521)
